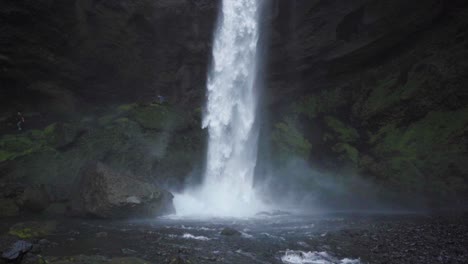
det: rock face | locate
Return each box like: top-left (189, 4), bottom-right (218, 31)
top-left (1, 102), bottom-right (204, 205)
top-left (0, 0), bottom-right (467, 210)
top-left (0, 0), bottom-right (219, 115)
top-left (261, 0), bottom-right (468, 208)
top-left (71, 162), bottom-right (175, 218)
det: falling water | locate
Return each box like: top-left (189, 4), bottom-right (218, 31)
top-left (174, 0), bottom-right (265, 217)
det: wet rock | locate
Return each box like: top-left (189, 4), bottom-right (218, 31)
top-left (169, 256), bottom-right (188, 264)
top-left (38, 239), bottom-right (50, 246)
top-left (109, 257), bottom-right (151, 264)
top-left (44, 255), bottom-right (151, 264)
top-left (121, 248), bottom-right (137, 255)
top-left (30, 243), bottom-right (42, 254)
top-left (1, 240), bottom-right (32, 261)
top-left (220, 227), bottom-right (241, 236)
top-left (45, 255), bottom-right (108, 264)
top-left (95, 232), bottom-right (108, 238)
top-left (70, 162), bottom-right (175, 219)
top-left (9, 221), bottom-right (56, 239)
top-left (22, 253), bottom-right (46, 264)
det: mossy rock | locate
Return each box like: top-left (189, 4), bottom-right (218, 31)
top-left (0, 134), bottom-right (49, 162)
top-left (117, 103), bottom-right (138, 112)
top-left (324, 116), bottom-right (359, 143)
top-left (294, 87), bottom-right (347, 118)
top-left (332, 143), bottom-right (359, 164)
top-left (271, 118), bottom-right (311, 161)
top-left (0, 199), bottom-right (19, 217)
top-left (44, 123), bottom-right (80, 148)
top-left (9, 221), bottom-right (56, 239)
top-left (128, 104), bottom-right (186, 131)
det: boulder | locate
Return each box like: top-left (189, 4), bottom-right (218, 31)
top-left (1, 240), bottom-right (32, 261)
top-left (70, 162), bottom-right (175, 219)
top-left (220, 227), bottom-right (241, 237)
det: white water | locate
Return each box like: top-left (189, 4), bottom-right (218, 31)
top-left (281, 250), bottom-right (361, 264)
top-left (174, 0), bottom-right (265, 217)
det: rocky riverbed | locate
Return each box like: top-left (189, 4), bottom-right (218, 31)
top-left (1, 213), bottom-right (467, 264)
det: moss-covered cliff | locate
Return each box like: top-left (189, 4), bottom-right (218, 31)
top-left (263, 0), bottom-right (468, 208)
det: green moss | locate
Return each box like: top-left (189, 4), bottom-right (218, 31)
top-left (0, 134), bottom-right (50, 162)
top-left (294, 96), bottom-right (319, 118)
top-left (367, 107), bottom-right (468, 197)
top-left (271, 118), bottom-right (312, 160)
top-left (400, 77), bottom-right (423, 100)
top-left (358, 74), bottom-right (400, 118)
top-left (129, 104), bottom-right (185, 131)
top-left (43, 123), bottom-right (80, 148)
top-left (118, 103), bottom-right (138, 112)
top-left (98, 115), bottom-right (115, 126)
top-left (0, 150), bottom-right (14, 162)
top-left (332, 143), bottom-right (359, 163)
top-left (115, 117), bottom-right (130, 124)
top-left (9, 221), bottom-right (56, 239)
top-left (44, 123), bottom-right (57, 136)
top-left (324, 116), bottom-right (359, 143)
top-left (372, 108), bottom-right (468, 156)
top-left (29, 129), bottom-right (45, 139)
top-left (294, 87), bottom-right (346, 118)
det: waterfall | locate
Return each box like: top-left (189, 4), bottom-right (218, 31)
top-left (174, 0), bottom-right (264, 217)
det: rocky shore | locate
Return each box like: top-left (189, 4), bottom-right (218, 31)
top-left (1, 213), bottom-right (467, 264)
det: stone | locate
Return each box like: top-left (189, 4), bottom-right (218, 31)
top-left (169, 256), bottom-right (188, 264)
top-left (220, 227), bottom-right (241, 236)
top-left (109, 257), bottom-right (151, 264)
top-left (95, 232), bottom-right (108, 238)
top-left (70, 162), bottom-right (175, 219)
top-left (22, 253), bottom-right (47, 264)
top-left (8, 221), bottom-right (56, 239)
top-left (121, 248), bottom-right (137, 255)
top-left (43, 255), bottom-right (151, 264)
top-left (1, 240), bottom-right (32, 261)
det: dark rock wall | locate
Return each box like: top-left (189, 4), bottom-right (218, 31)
top-left (263, 0), bottom-right (468, 208)
top-left (0, 0), bottom-right (218, 116)
top-left (1, 0), bottom-right (468, 212)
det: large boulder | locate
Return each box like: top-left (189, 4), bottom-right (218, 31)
top-left (70, 162), bottom-right (175, 219)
